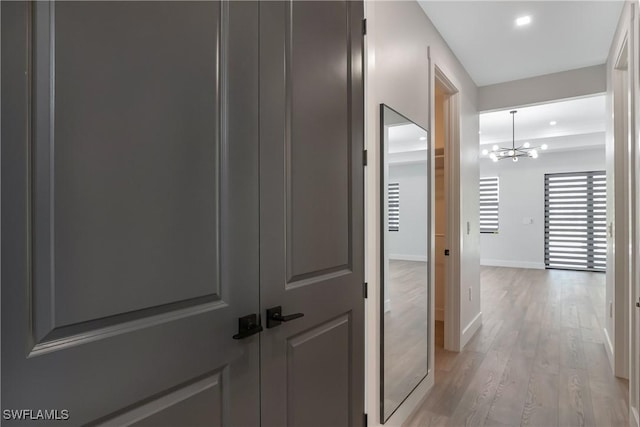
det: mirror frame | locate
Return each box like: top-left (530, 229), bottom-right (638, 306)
top-left (379, 103), bottom-right (431, 422)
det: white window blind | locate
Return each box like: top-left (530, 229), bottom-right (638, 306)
top-left (480, 177), bottom-right (499, 234)
top-left (388, 182), bottom-right (399, 232)
top-left (544, 171), bottom-right (606, 272)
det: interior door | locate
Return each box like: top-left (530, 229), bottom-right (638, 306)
top-left (1, 2), bottom-right (260, 425)
top-left (259, 1), bottom-right (365, 426)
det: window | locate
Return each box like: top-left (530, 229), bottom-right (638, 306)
top-left (544, 171), bottom-right (606, 272)
top-left (480, 177), bottom-right (499, 233)
top-left (388, 182), bottom-right (399, 232)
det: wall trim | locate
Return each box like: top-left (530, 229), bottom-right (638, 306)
top-left (604, 326), bottom-right (615, 372)
top-left (461, 311), bottom-right (482, 348)
top-left (480, 259), bottom-right (545, 270)
top-left (389, 254), bottom-right (428, 262)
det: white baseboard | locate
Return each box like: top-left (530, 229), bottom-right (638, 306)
top-left (384, 299), bottom-right (391, 313)
top-left (603, 326), bottom-right (615, 372)
top-left (435, 307), bottom-right (444, 322)
top-left (461, 311), bottom-right (482, 348)
top-left (389, 254), bottom-right (428, 262)
top-left (480, 259), bottom-right (545, 270)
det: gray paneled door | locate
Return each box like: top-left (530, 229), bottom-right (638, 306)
top-left (2, 1), bottom-right (364, 426)
top-left (2, 1), bottom-right (260, 425)
top-left (259, 2), bottom-right (365, 426)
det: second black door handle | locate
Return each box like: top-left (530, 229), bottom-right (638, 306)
top-left (266, 306), bottom-right (304, 329)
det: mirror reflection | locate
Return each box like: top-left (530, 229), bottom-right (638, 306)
top-left (380, 104), bottom-right (430, 422)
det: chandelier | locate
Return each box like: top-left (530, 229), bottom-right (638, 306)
top-left (481, 110), bottom-right (548, 162)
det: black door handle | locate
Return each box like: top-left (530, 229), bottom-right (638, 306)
top-left (266, 306), bottom-right (304, 329)
top-left (232, 314), bottom-right (263, 339)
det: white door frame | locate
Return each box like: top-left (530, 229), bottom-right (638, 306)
top-left (608, 25), bottom-right (631, 380)
top-left (432, 64), bottom-right (462, 352)
top-left (630, 2), bottom-right (640, 425)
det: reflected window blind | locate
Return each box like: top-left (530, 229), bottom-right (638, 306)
top-left (388, 182), bottom-right (399, 232)
top-left (544, 171), bottom-right (606, 272)
top-left (480, 177), bottom-right (499, 233)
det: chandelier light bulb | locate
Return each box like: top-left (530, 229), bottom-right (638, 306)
top-left (482, 149), bottom-right (489, 156)
top-left (531, 149), bottom-right (538, 158)
top-left (541, 144), bottom-right (548, 150)
top-left (523, 142), bottom-right (530, 148)
top-left (492, 145), bottom-right (499, 151)
top-left (512, 156), bottom-right (518, 162)
top-left (492, 157), bottom-right (498, 162)
top-left (508, 150), bottom-right (515, 156)
top-left (489, 153), bottom-right (497, 160)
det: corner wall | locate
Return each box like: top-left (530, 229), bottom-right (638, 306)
top-left (365, 1), bottom-right (479, 425)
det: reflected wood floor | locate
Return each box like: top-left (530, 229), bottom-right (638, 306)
top-left (405, 266), bottom-right (629, 427)
top-left (385, 260), bottom-right (429, 419)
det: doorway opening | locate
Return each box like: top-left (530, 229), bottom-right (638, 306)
top-left (434, 79), bottom-right (448, 353)
top-left (433, 68), bottom-right (460, 354)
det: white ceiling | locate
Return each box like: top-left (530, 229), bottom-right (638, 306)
top-left (479, 95), bottom-right (605, 151)
top-left (418, 1), bottom-right (624, 86)
top-left (388, 124), bottom-right (429, 154)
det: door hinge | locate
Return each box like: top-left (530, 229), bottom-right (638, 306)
top-left (363, 149), bottom-right (368, 166)
top-left (362, 19), bottom-right (367, 36)
top-left (363, 413), bottom-right (368, 426)
top-left (363, 282), bottom-right (368, 299)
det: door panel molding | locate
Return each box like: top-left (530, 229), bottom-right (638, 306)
top-left (284, 0), bottom-right (353, 284)
top-left (29, 1), bottom-right (226, 351)
top-left (92, 369), bottom-right (227, 427)
top-left (286, 313), bottom-right (352, 426)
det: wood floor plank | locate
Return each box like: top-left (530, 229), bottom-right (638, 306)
top-left (559, 327), bottom-right (586, 369)
top-left (533, 327), bottom-right (561, 375)
top-left (521, 371), bottom-right (559, 427)
top-left (558, 368), bottom-right (597, 427)
top-left (448, 350), bottom-right (510, 427)
top-left (485, 354), bottom-right (533, 425)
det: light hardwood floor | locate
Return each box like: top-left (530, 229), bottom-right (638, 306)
top-left (405, 266), bottom-right (629, 427)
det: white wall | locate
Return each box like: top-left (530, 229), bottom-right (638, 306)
top-left (365, 1), bottom-right (479, 425)
top-left (388, 163), bottom-right (428, 261)
top-left (480, 146), bottom-right (606, 269)
top-left (478, 65), bottom-right (606, 112)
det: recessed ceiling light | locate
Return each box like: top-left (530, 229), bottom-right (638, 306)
top-left (549, 121), bottom-right (557, 126)
top-left (419, 136), bottom-right (427, 141)
top-left (515, 15), bottom-right (531, 26)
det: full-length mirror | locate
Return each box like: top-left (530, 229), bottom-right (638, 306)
top-left (380, 104), bottom-right (430, 422)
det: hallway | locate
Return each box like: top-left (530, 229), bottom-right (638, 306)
top-left (406, 267), bottom-right (629, 426)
